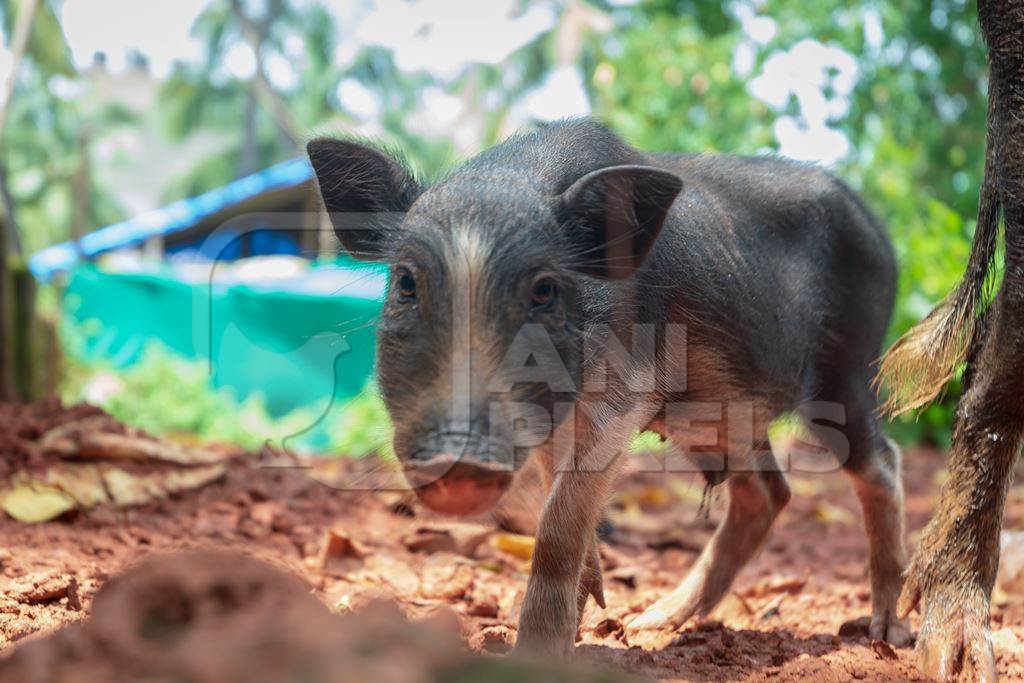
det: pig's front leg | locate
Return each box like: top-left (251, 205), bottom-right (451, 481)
top-left (515, 467), bottom-right (619, 654)
top-left (515, 404), bottom-right (646, 655)
top-left (528, 445), bottom-right (607, 616)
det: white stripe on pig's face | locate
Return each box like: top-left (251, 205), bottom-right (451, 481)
top-left (373, 207), bottom-right (582, 515)
top-left (444, 225), bottom-right (497, 430)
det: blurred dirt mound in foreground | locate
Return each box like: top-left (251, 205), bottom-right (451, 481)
top-left (0, 549), bottom-right (638, 683)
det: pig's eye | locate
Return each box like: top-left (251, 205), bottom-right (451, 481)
top-left (530, 277), bottom-right (557, 309)
top-left (396, 269), bottom-right (417, 301)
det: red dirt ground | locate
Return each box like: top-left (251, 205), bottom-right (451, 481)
top-left (1, 402), bottom-right (1023, 681)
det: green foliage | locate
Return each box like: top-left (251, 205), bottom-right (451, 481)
top-left (3, 72), bottom-right (132, 253)
top-left (591, 10), bottom-right (775, 154)
top-left (60, 318), bottom-right (393, 456)
top-left (316, 382), bottom-right (394, 459)
top-left (0, 0), bottom-right (131, 256)
top-left (629, 430), bottom-right (669, 453)
top-left (158, 64), bottom-right (250, 142)
top-left (89, 345), bottom-right (286, 449)
top-left (0, 0), bottom-right (75, 77)
top-left (587, 0), bottom-right (987, 443)
top-left (155, 0), bottom-right (372, 200)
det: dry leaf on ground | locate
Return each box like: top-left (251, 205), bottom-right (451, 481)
top-left (491, 532), bottom-right (535, 561)
top-left (809, 501), bottom-right (856, 526)
top-left (402, 522), bottom-right (491, 557)
top-left (0, 484), bottom-right (77, 523)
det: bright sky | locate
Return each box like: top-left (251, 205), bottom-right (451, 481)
top-left (61, 0), bottom-right (210, 77)
top-left (49, 0), bottom-right (858, 166)
top-left (58, 0), bottom-right (557, 79)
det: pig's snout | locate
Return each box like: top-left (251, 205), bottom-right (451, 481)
top-left (403, 436), bottom-right (513, 516)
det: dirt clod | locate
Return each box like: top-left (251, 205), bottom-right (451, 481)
top-left (12, 572), bottom-right (71, 605)
top-left (402, 522), bottom-right (491, 557)
top-left (314, 523), bottom-right (366, 572)
top-left (594, 617), bottom-right (624, 639)
top-left (871, 639), bottom-right (898, 660)
top-left (65, 577), bottom-right (81, 611)
top-left (472, 624), bottom-right (516, 653)
top-left (837, 616), bottom-right (871, 639)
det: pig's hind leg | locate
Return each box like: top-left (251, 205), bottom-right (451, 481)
top-left (627, 446), bottom-right (790, 634)
top-left (802, 385), bottom-right (910, 645)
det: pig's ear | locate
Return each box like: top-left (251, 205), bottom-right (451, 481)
top-left (558, 165), bottom-right (682, 280)
top-left (307, 138), bottom-right (421, 260)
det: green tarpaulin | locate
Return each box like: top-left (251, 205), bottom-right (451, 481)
top-left (64, 262), bottom-right (385, 417)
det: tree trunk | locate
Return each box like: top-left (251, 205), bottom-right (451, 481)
top-left (0, 214), bottom-right (13, 401)
top-left (71, 128), bottom-right (91, 243)
top-left (12, 267), bottom-right (37, 399)
top-left (239, 89), bottom-right (259, 177)
top-left (0, 164), bottom-right (22, 256)
top-left (0, 164), bottom-right (22, 400)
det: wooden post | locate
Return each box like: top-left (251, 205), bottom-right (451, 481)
top-left (0, 216), bottom-right (14, 401)
top-left (143, 234), bottom-right (165, 261)
top-left (302, 191), bottom-right (321, 259)
top-left (12, 264), bottom-right (37, 399)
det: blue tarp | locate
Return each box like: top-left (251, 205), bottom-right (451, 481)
top-left (29, 158), bottom-right (313, 282)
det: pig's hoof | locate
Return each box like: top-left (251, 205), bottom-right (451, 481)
top-left (512, 632), bottom-right (573, 657)
top-left (625, 608), bottom-right (670, 633)
top-left (870, 611), bottom-right (912, 647)
top-left (903, 585), bottom-right (996, 682)
top-left (624, 601), bottom-right (692, 634)
top-left (915, 608), bottom-right (995, 682)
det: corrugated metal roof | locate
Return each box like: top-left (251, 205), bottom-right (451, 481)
top-left (29, 157), bottom-right (313, 282)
